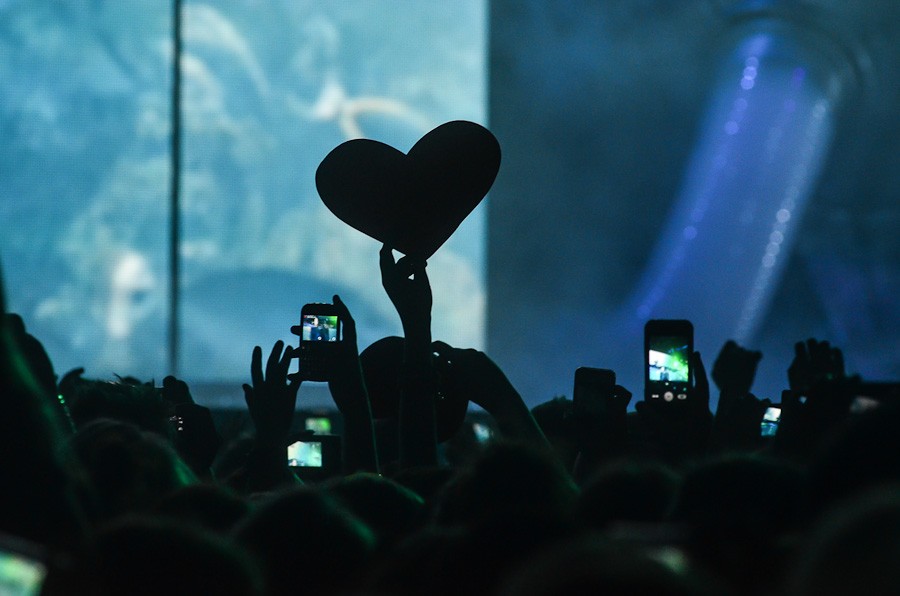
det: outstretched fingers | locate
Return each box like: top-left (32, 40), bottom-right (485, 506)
top-left (250, 345), bottom-right (264, 389)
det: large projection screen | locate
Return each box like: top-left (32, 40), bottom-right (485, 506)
top-left (0, 2), bottom-right (487, 405)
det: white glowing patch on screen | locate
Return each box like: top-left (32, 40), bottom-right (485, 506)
top-left (648, 349), bottom-right (689, 382)
top-left (107, 251), bottom-right (157, 339)
top-left (287, 441), bottom-right (322, 468)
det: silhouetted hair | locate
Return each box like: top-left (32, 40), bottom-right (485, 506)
top-left (233, 487), bottom-right (375, 595)
top-left (326, 473), bottom-right (424, 550)
top-left (808, 403), bottom-right (900, 515)
top-left (499, 536), bottom-right (722, 596)
top-left (69, 380), bottom-right (171, 437)
top-left (70, 418), bottom-right (194, 521)
top-left (156, 483), bottom-right (251, 534)
top-left (789, 486), bottom-right (900, 596)
top-left (436, 441), bottom-right (578, 527)
top-left (577, 459), bottom-right (679, 530)
top-left (88, 515), bottom-right (262, 595)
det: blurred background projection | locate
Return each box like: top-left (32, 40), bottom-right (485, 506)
top-left (2, 0), bottom-right (898, 408)
top-left (0, 2), bottom-right (487, 403)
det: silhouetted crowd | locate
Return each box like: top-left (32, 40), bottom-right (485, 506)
top-left (2, 245), bottom-right (899, 596)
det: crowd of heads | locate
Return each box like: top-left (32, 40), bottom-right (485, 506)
top-left (2, 245), bottom-right (899, 596)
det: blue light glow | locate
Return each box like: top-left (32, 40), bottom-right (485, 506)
top-left (624, 25), bottom-right (849, 356)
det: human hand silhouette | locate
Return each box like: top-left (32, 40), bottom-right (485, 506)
top-left (379, 244), bottom-right (432, 337)
top-left (573, 380), bottom-right (632, 452)
top-left (788, 338), bottom-right (845, 397)
top-left (162, 376), bottom-right (221, 476)
top-left (289, 295), bottom-right (364, 412)
top-left (712, 340), bottom-right (762, 398)
top-left (435, 344), bottom-right (518, 414)
top-left (772, 339), bottom-right (856, 461)
top-left (242, 341), bottom-right (299, 445)
top-left (710, 392), bottom-right (772, 453)
top-left (435, 343), bottom-right (549, 448)
top-left (636, 351), bottom-right (712, 462)
top-left (161, 375), bottom-right (194, 406)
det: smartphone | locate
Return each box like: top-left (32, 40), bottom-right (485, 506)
top-left (760, 405), bottom-right (782, 437)
top-left (297, 303), bottom-right (342, 382)
top-left (287, 440), bottom-right (324, 468)
top-left (644, 320), bottom-right (693, 402)
top-left (0, 534), bottom-right (47, 596)
top-left (287, 434), bottom-right (342, 481)
top-left (574, 367), bottom-right (616, 414)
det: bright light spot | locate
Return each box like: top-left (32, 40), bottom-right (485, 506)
top-left (683, 226), bottom-right (697, 240)
top-left (741, 77), bottom-right (755, 90)
top-left (743, 66), bottom-right (757, 79)
top-left (769, 231), bottom-right (784, 244)
top-left (725, 121), bottom-right (740, 135)
top-left (813, 102), bottom-right (828, 119)
top-left (746, 56), bottom-right (759, 68)
top-left (762, 254), bottom-right (776, 268)
top-left (776, 209), bottom-right (791, 223)
top-left (765, 242), bottom-right (780, 256)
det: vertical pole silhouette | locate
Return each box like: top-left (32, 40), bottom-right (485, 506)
top-left (169, 0), bottom-right (182, 375)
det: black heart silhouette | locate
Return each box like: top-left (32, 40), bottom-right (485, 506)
top-left (315, 120), bottom-right (501, 258)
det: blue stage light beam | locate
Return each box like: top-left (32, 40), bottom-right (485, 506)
top-left (624, 17), bottom-right (855, 356)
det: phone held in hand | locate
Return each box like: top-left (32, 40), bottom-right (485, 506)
top-left (644, 319), bottom-right (693, 403)
top-left (286, 433), bottom-right (341, 481)
top-left (760, 405), bottom-right (782, 437)
top-left (297, 303), bottom-right (342, 382)
top-left (574, 367), bottom-right (616, 413)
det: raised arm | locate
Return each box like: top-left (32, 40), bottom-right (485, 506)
top-left (291, 295), bottom-right (379, 474)
top-left (379, 245), bottom-right (438, 467)
top-left (241, 340), bottom-right (301, 493)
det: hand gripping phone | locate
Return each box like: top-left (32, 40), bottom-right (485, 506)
top-left (644, 319), bottom-right (693, 403)
top-left (574, 367), bottom-right (616, 415)
top-left (297, 303), bottom-right (342, 382)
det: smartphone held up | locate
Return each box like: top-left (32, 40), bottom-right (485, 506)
top-left (573, 367), bottom-right (616, 415)
top-left (296, 302), bottom-right (342, 382)
top-left (645, 320), bottom-right (693, 403)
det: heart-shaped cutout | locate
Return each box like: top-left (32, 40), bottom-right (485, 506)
top-left (315, 120), bottom-right (501, 258)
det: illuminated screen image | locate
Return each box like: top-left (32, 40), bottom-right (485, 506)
top-left (0, 2), bottom-right (486, 394)
top-left (304, 417), bottom-right (332, 434)
top-left (760, 406), bottom-right (782, 437)
top-left (648, 337), bottom-right (690, 383)
top-left (0, 550), bottom-right (46, 596)
top-left (287, 441), bottom-right (322, 468)
top-left (301, 315), bottom-right (339, 342)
